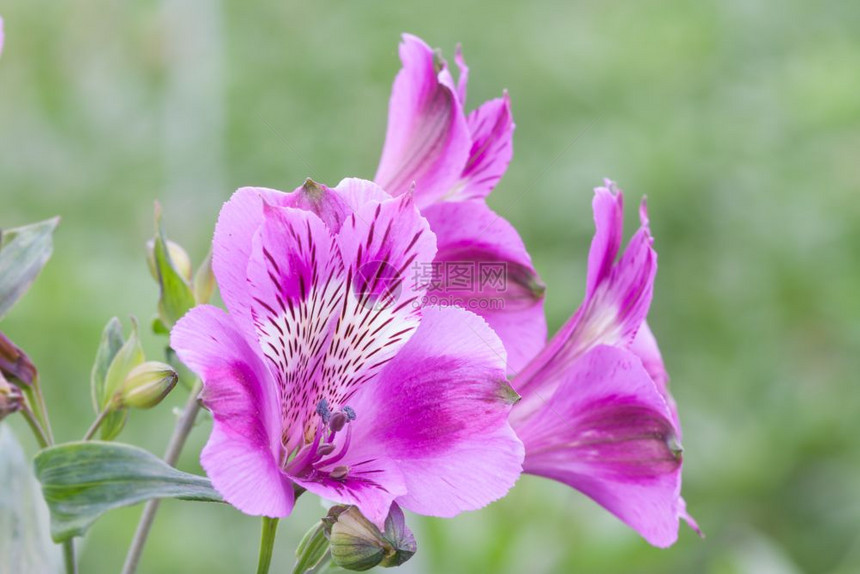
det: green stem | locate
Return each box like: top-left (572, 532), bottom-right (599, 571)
top-left (121, 379), bottom-right (203, 574)
top-left (63, 539), bottom-right (78, 574)
top-left (19, 405), bottom-right (50, 449)
top-left (257, 517), bottom-right (280, 574)
top-left (82, 406), bottom-right (112, 441)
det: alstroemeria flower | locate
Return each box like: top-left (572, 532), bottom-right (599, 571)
top-left (374, 34), bottom-right (545, 373)
top-left (171, 178), bottom-right (523, 527)
top-left (510, 181), bottom-right (699, 547)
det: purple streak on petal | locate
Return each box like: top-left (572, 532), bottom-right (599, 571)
top-left (454, 93), bottom-right (515, 200)
top-left (374, 34), bottom-right (470, 206)
top-left (454, 44), bottom-right (469, 104)
top-left (422, 201), bottom-right (546, 374)
top-left (290, 449), bottom-right (406, 528)
top-left (247, 204), bottom-right (345, 451)
top-left (350, 306), bottom-right (524, 518)
top-left (514, 345), bottom-right (683, 547)
top-left (170, 305), bottom-right (294, 517)
top-left (212, 186), bottom-right (293, 338)
top-left (321, 192), bottom-right (437, 408)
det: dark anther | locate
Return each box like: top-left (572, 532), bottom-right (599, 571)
top-left (329, 411), bottom-right (347, 432)
top-left (330, 466), bottom-right (349, 481)
top-left (317, 443), bottom-right (336, 457)
top-left (343, 406), bottom-right (356, 421)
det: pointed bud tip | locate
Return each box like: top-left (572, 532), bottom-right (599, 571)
top-left (118, 361), bottom-right (178, 409)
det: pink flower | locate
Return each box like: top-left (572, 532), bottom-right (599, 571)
top-left (375, 34), bottom-right (545, 373)
top-left (510, 181), bottom-right (700, 547)
top-left (171, 178), bottom-right (523, 527)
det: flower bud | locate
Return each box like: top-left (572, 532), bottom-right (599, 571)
top-left (116, 361), bottom-right (178, 409)
top-left (0, 330), bottom-right (37, 387)
top-left (324, 504), bottom-right (416, 571)
top-left (0, 373), bottom-right (24, 422)
top-left (146, 238), bottom-right (192, 283)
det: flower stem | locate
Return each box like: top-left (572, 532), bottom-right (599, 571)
top-left (63, 539), bottom-right (78, 574)
top-left (257, 517), bottom-right (280, 574)
top-left (19, 404), bottom-right (50, 449)
top-left (120, 379), bottom-right (203, 574)
top-left (82, 407), bottom-right (112, 441)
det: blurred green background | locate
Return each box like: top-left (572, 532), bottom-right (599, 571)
top-left (2, 0), bottom-right (860, 572)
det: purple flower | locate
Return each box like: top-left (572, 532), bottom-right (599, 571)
top-left (374, 34), bottom-right (546, 373)
top-left (510, 181), bottom-right (700, 547)
top-left (171, 178), bottom-right (523, 526)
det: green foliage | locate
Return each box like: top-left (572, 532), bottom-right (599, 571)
top-left (33, 441), bottom-right (222, 543)
top-left (0, 217), bottom-right (58, 319)
top-left (153, 205), bottom-right (196, 329)
top-left (0, 424), bottom-right (61, 574)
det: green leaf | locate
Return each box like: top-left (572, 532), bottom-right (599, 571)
top-left (90, 317), bottom-right (125, 413)
top-left (293, 521), bottom-right (330, 574)
top-left (99, 319), bottom-right (145, 440)
top-left (153, 205), bottom-right (196, 328)
top-left (33, 441), bottom-right (223, 542)
top-left (0, 217), bottom-right (59, 320)
top-left (0, 424), bottom-right (62, 573)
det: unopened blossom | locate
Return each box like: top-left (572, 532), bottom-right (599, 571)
top-left (374, 34), bottom-right (545, 373)
top-left (171, 178), bottom-right (523, 526)
top-left (510, 181), bottom-right (699, 547)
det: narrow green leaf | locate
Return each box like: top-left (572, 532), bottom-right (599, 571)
top-left (153, 205), bottom-right (195, 328)
top-left (293, 521), bottom-right (330, 574)
top-left (99, 319), bottom-right (144, 440)
top-left (0, 424), bottom-right (62, 573)
top-left (33, 441), bottom-right (222, 542)
top-left (0, 217), bottom-right (59, 320)
top-left (90, 317), bottom-right (125, 413)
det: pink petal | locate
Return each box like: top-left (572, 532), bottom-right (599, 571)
top-left (515, 345), bottom-right (684, 547)
top-left (170, 305), bottom-right (294, 517)
top-left (212, 186), bottom-right (290, 339)
top-left (350, 306), bottom-right (524, 518)
top-left (247, 204), bottom-right (345, 451)
top-left (454, 93), bottom-right (515, 200)
top-left (629, 321), bottom-right (680, 429)
top-left (422, 201), bottom-right (546, 374)
top-left (586, 180), bottom-right (625, 298)
top-left (290, 451), bottom-right (406, 528)
top-left (515, 182), bottom-right (655, 404)
top-left (374, 34), bottom-right (470, 206)
top-left (324, 192), bottom-right (437, 404)
top-left (454, 44), bottom-right (469, 104)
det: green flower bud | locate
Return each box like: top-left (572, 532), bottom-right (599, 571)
top-left (116, 361), bottom-right (178, 409)
top-left (0, 373), bottom-right (24, 421)
top-left (324, 504), bottom-right (416, 571)
top-left (146, 238), bottom-right (192, 283)
top-left (0, 330), bottom-right (37, 387)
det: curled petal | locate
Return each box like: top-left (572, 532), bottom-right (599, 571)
top-left (351, 306), bottom-right (524, 518)
top-left (374, 34), bottom-right (470, 206)
top-left (422, 201), bottom-right (546, 374)
top-left (170, 305), bottom-right (293, 517)
top-left (454, 93), bottom-right (515, 200)
top-left (515, 345), bottom-right (684, 547)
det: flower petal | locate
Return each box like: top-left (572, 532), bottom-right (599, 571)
top-left (374, 34), bottom-right (470, 206)
top-left (515, 345), bottom-right (684, 547)
top-left (170, 305), bottom-right (293, 517)
top-left (422, 201), bottom-right (546, 374)
top-left (454, 43), bottom-right (469, 104)
top-left (515, 183), bottom-right (655, 405)
top-left (454, 93), bottom-right (514, 200)
top-left (247, 204), bottom-right (345, 451)
top-left (350, 306), bottom-right (524, 518)
top-left (212, 186), bottom-right (290, 338)
top-left (324, 192), bottom-right (437, 406)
